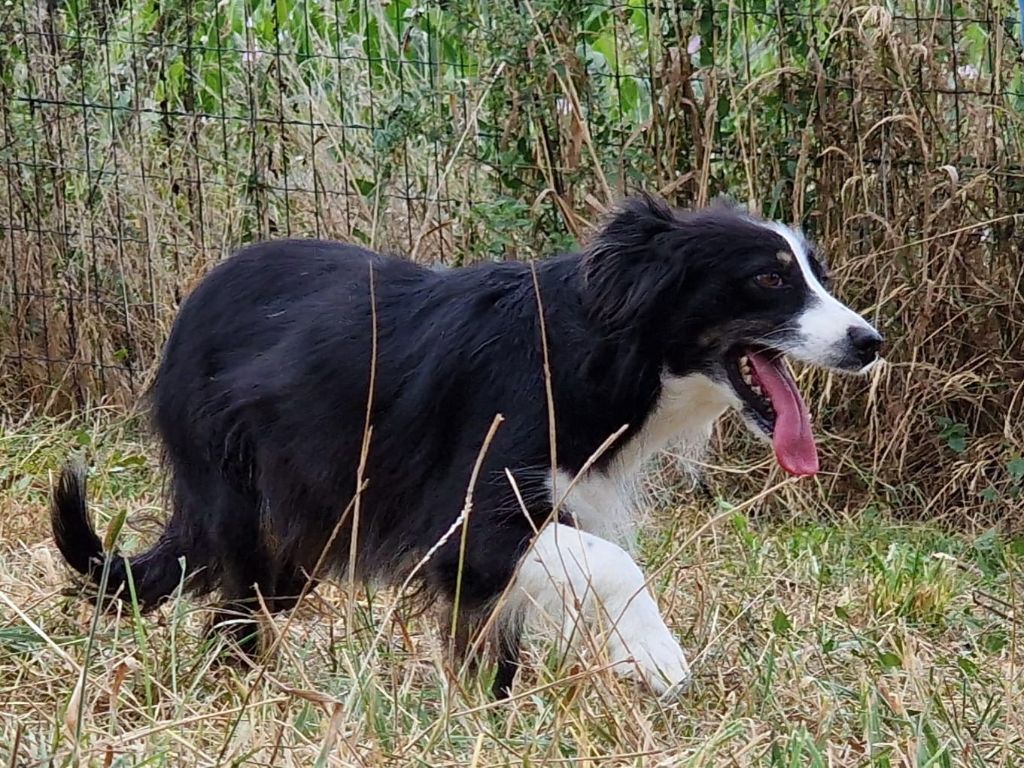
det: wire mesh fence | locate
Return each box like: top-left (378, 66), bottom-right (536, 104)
top-left (2, 0), bottom-right (1024, 517)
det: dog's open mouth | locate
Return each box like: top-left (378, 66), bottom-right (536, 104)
top-left (727, 347), bottom-right (819, 477)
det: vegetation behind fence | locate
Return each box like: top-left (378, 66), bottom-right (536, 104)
top-left (2, 0), bottom-right (1023, 524)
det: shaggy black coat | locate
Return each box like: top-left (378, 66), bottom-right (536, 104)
top-left (51, 195), bottom-right (817, 696)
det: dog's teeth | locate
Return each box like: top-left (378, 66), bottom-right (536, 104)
top-left (742, 372), bottom-right (753, 386)
top-left (751, 384), bottom-right (763, 396)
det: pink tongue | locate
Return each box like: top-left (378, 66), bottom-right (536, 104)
top-left (747, 351), bottom-right (819, 477)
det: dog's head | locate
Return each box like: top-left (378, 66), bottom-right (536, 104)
top-left (582, 194), bottom-right (883, 477)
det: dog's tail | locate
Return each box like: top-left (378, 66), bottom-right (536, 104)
top-left (51, 461), bottom-right (186, 610)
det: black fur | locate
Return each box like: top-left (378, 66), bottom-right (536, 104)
top-left (51, 195), bottom-right (836, 696)
top-left (50, 462), bottom-right (101, 578)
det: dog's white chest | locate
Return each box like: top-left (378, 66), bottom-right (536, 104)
top-left (550, 373), bottom-right (733, 546)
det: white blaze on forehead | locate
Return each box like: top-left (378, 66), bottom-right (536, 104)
top-left (766, 221), bottom-right (831, 300)
top-left (763, 220), bottom-right (879, 368)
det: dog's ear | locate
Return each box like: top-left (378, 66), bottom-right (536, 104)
top-left (581, 194), bottom-right (688, 335)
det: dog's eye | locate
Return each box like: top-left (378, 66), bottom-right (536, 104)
top-left (755, 272), bottom-right (785, 289)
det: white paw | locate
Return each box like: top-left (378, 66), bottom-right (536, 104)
top-left (607, 627), bottom-right (692, 697)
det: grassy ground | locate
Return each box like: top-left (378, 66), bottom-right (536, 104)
top-left (1, 411), bottom-right (1022, 767)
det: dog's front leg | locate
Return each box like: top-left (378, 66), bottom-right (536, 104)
top-left (510, 523), bottom-right (691, 695)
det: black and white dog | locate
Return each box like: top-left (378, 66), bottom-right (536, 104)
top-left (51, 195), bottom-right (882, 697)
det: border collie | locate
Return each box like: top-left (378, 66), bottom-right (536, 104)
top-left (51, 195), bottom-right (882, 698)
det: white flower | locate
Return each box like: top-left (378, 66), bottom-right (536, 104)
top-left (957, 64), bottom-right (979, 80)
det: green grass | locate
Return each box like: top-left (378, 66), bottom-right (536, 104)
top-left (2, 412), bottom-right (1022, 766)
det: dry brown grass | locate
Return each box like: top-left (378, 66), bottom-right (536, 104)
top-left (2, 413), bottom-right (1023, 766)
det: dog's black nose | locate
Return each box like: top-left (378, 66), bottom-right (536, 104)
top-left (847, 326), bottom-right (883, 367)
